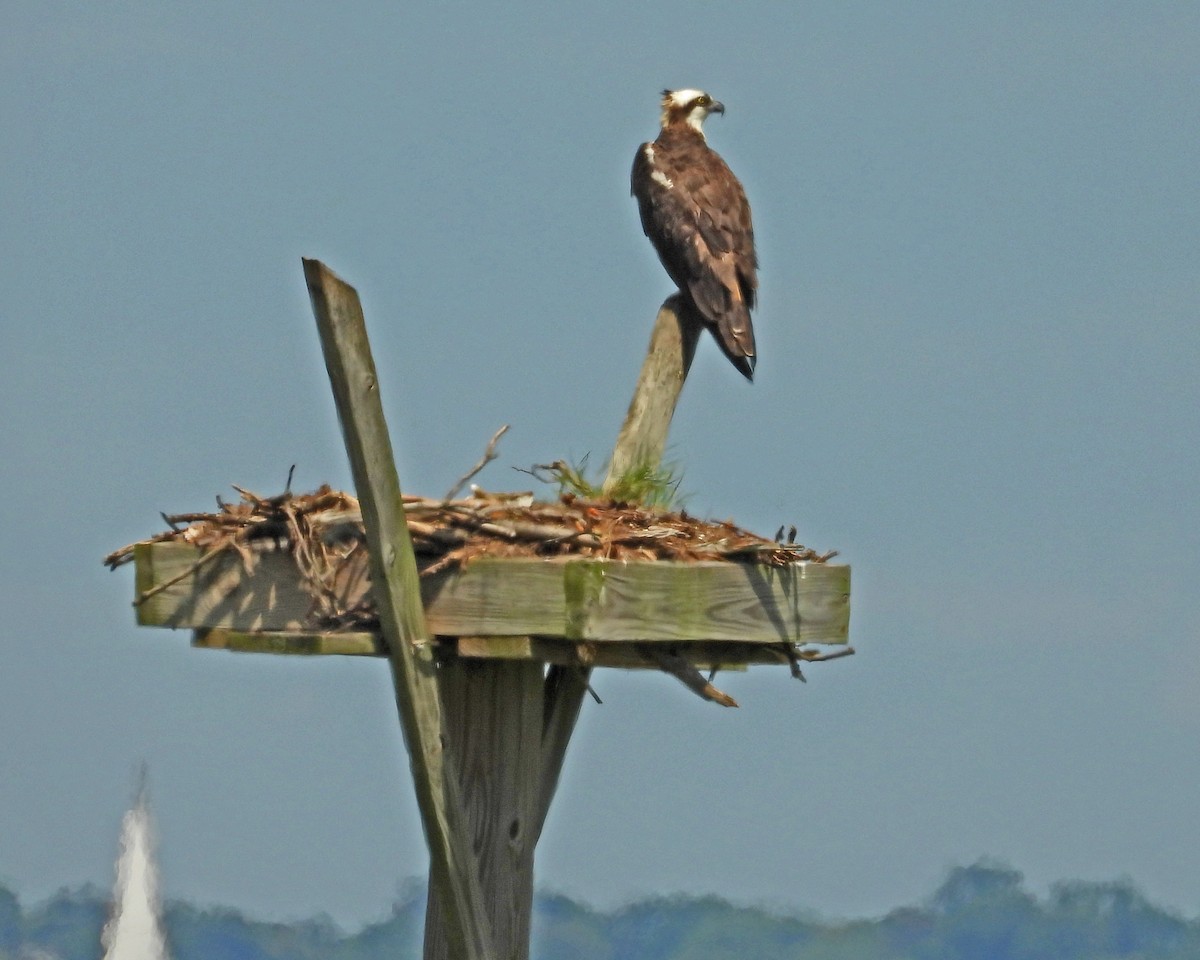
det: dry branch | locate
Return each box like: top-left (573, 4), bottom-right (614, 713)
top-left (443, 424), bottom-right (510, 502)
top-left (131, 545), bottom-right (227, 607)
top-left (105, 484), bottom-right (833, 576)
top-left (638, 646), bottom-right (739, 707)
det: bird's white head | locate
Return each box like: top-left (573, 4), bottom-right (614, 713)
top-left (659, 88), bottom-right (725, 137)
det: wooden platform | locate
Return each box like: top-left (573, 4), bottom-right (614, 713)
top-left (111, 262), bottom-right (858, 960)
top-left (134, 540), bottom-right (850, 668)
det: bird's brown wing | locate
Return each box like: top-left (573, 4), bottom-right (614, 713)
top-left (632, 140), bottom-right (758, 378)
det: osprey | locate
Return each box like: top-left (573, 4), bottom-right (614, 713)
top-left (632, 88), bottom-right (759, 380)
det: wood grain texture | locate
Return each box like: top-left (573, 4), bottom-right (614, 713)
top-left (136, 542), bottom-right (850, 646)
top-left (536, 663), bottom-right (592, 843)
top-left (423, 660), bottom-right (543, 960)
top-left (192, 628), bottom-right (381, 656)
top-left (541, 296), bottom-right (699, 855)
top-left (188, 630), bottom-right (777, 669)
top-left (304, 258), bottom-right (491, 960)
top-left (603, 293), bottom-right (701, 488)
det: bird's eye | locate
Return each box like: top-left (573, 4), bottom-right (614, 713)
top-left (696, 95), bottom-right (710, 106)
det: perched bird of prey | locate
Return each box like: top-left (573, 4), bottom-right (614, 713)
top-left (632, 88), bottom-right (759, 380)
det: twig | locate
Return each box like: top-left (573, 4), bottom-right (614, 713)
top-left (419, 551), bottom-right (465, 579)
top-left (406, 519), bottom-right (471, 548)
top-left (103, 530), bottom-right (177, 569)
top-left (443, 424), bottom-right (509, 501)
top-left (132, 544), bottom-right (229, 607)
top-left (779, 643), bottom-right (807, 682)
top-left (798, 646), bottom-right (856, 663)
top-left (638, 646), bottom-right (739, 707)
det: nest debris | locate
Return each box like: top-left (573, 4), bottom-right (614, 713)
top-left (104, 484), bottom-right (847, 705)
top-left (104, 483), bottom-right (836, 574)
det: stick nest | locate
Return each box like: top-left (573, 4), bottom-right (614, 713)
top-left (104, 483), bottom-right (837, 631)
top-left (106, 483), bottom-right (834, 567)
top-left (104, 484), bottom-right (847, 703)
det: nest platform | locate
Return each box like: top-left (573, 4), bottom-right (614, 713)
top-left (107, 484), bottom-right (851, 674)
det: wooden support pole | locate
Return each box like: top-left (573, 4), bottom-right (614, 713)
top-left (536, 295), bottom-right (703, 839)
top-left (305, 269), bottom-right (707, 958)
top-left (423, 660), bottom-right (544, 960)
top-left (303, 258), bottom-right (492, 960)
top-left (602, 293), bottom-right (702, 489)
top-left (536, 665), bottom-right (592, 843)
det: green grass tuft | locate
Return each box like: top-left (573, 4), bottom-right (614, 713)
top-left (530, 458), bottom-right (686, 510)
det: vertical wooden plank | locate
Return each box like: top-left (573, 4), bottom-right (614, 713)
top-left (303, 258), bottom-right (491, 960)
top-left (537, 296), bottom-right (700, 839)
top-left (424, 659), bottom-right (544, 960)
top-left (536, 665), bottom-right (590, 843)
top-left (602, 293), bottom-right (702, 488)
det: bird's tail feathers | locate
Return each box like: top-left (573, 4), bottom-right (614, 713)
top-left (716, 310), bottom-right (756, 382)
top-left (680, 287), bottom-right (757, 382)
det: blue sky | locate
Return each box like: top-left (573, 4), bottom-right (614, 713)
top-left (2, 0), bottom-right (1198, 929)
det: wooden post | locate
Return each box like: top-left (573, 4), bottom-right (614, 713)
top-left (446, 296), bottom-right (700, 884)
top-left (537, 293), bottom-right (703, 840)
top-left (535, 665), bottom-right (591, 843)
top-left (603, 293), bottom-right (702, 489)
top-left (305, 265), bottom-right (706, 960)
top-left (423, 295), bottom-right (700, 956)
top-left (423, 660), bottom-right (544, 960)
top-left (427, 296), bottom-right (700, 955)
top-left (303, 259), bottom-right (492, 960)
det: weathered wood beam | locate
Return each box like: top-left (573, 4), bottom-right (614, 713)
top-left (136, 543), bottom-right (850, 646)
top-left (193, 627), bottom-right (380, 656)
top-left (540, 296), bottom-right (703, 847)
top-left (303, 258), bottom-right (492, 960)
top-left (602, 293), bottom-right (701, 489)
top-left (461, 637), bottom-right (752, 671)
top-left (536, 663), bottom-right (592, 843)
top-left (188, 628), bottom-right (789, 670)
top-left (423, 659), bottom-right (543, 960)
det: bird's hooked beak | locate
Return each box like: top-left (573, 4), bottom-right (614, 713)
top-left (708, 100), bottom-right (725, 116)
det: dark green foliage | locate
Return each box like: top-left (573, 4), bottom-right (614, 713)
top-left (1, 862), bottom-right (1198, 960)
top-left (167, 901), bottom-right (345, 960)
top-left (532, 893), bottom-right (612, 960)
top-left (0, 886), bottom-right (20, 954)
top-left (604, 894), bottom-right (818, 960)
top-left (1042, 878), bottom-right (1193, 960)
top-left (21, 884), bottom-right (107, 960)
top-left (326, 891), bottom-right (424, 960)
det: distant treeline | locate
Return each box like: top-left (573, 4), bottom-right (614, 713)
top-left (3, 860), bottom-right (1198, 960)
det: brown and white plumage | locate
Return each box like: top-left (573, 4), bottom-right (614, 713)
top-left (631, 88), bottom-right (759, 380)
